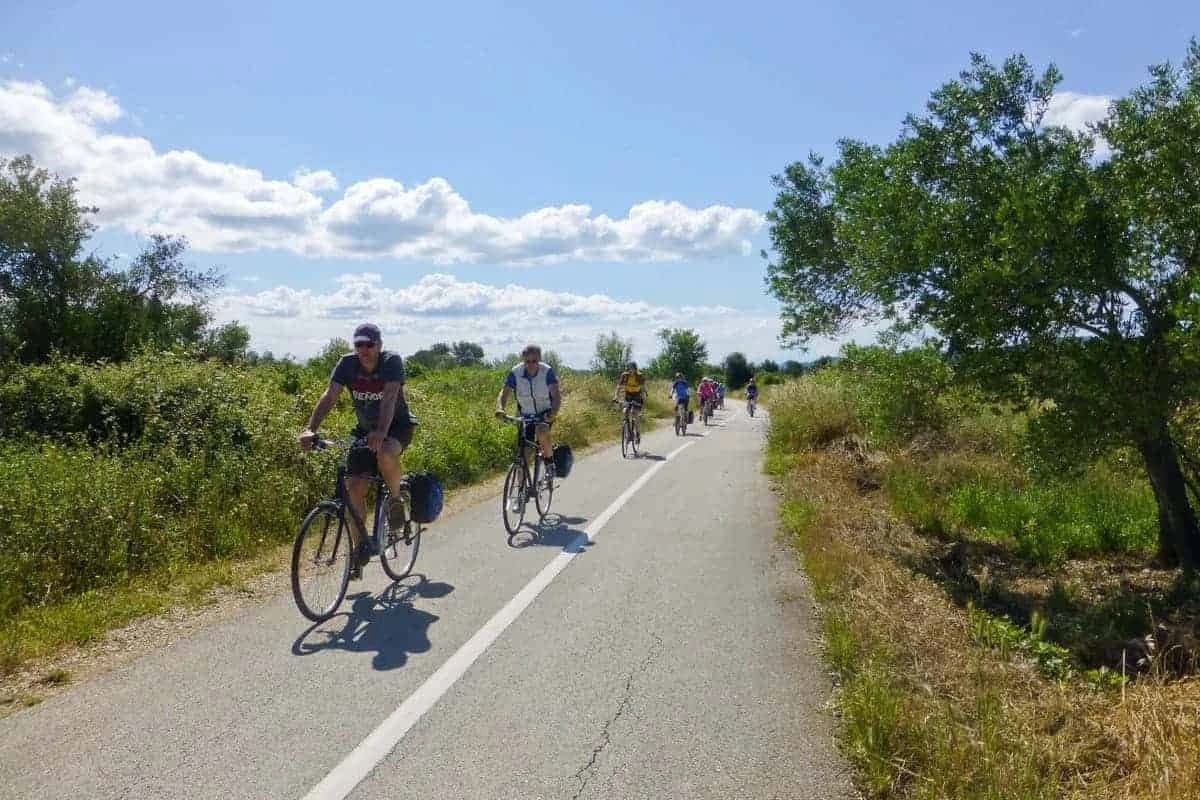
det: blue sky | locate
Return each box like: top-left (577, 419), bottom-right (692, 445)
top-left (2, 0), bottom-right (1196, 364)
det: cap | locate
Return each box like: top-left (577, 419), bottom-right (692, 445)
top-left (352, 322), bottom-right (382, 344)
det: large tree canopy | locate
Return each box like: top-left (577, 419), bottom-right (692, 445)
top-left (765, 43), bottom-right (1200, 569)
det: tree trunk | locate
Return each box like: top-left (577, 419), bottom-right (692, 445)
top-left (1139, 424), bottom-right (1200, 572)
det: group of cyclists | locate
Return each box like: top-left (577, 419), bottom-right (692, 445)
top-left (297, 323), bottom-right (759, 580)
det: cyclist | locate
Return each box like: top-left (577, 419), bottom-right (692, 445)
top-left (746, 375), bottom-right (759, 413)
top-left (299, 322), bottom-right (416, 579)
top-left (669, 372), bottom-right (690, 423)
top-left (495, 343), bottom-right (562, 474)
top-left (698, 377), bottom-right (716, 418)
top-left (715, 382), bottom-right (725, 409)
top-left (613, 360), bottom-right (646, 444)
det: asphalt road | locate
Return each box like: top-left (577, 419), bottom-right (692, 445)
top-left (0, 403), bottom-right (853, 800)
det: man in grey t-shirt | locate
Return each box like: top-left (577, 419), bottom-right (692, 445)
top-left (299, 322), bottom-right (416, 577)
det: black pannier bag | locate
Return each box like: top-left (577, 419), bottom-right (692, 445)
top-left (406, 472), bottom-right (444, 523)
top-left (552, 443), bottom-right (574, 478)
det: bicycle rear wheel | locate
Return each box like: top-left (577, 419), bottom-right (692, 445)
top-left (291, 502), bottom-right (351, 622)
top-left (533, 455), bottom-right (554, 519)
top-left (621, 418), bottom-right (631, 458)
top-left (377, 492), bottom-right (420, 581)
top-left (502, 461), bottom-right (527, 535)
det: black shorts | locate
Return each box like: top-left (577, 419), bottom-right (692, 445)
top-left (623, 394), bottom-right (644, 408)
top-left (348, 418), bottom-right (416, 475)
top-left (675, 397), bottom-right (689, 408)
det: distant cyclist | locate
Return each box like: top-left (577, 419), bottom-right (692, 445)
top-left (495, 344), bottom-right (562, 472)
top-left (715, 382), bottom-right (725, 409)
top-left (698, 377), bottom-right (716, 419)
top-left (299, 322), bottom-right (416, 578)
top-left (669, 372), bottom-right (690, 418)
top-left (613, 361), bottom-right (646, 443)
top-left (746, 375), bottom-right (759, 415)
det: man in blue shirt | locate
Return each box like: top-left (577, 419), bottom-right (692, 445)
top-left (669, 372), bottom-right (690, 417)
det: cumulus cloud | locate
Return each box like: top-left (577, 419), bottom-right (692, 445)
top-left (292, 167), bottom-right (339, 193)
top-left (1043, 91), bottom-right (1112, 156)
top-left (214, 272), bottom-right (775, 365)
top-left (0, 79), bottom-right (764, 263)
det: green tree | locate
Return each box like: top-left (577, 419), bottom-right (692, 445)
top-left (0, 155), bottom-right (104, 362)
top-left (309, 337), bottom-right (350, 376)
top-left (757, 358), bottom-right (780, 373)
top-left (451, 340), bottom-right (484, 366)
top-left (0, 156), bottom-right (224, 363)
top-left (782, 360), bottom-right (805, 377)
top-left (591, 330), bottom-right (634, 378)
top-left (764, 44), bottom-right (1200, 569)
top-left (649, 328), bottom-right (707, 382)
top-left (723, 352), bottom-right (752, 388)
top-left (202, 321), bottom-right (252, 362)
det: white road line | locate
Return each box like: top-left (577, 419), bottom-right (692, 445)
top-left (301, 438), bottom-right (697, 800)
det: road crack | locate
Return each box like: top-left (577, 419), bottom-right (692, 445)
top-left (571, 635), bottom-right (663, 800)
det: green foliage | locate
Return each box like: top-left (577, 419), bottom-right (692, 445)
top-left (757, 358), bottom-right (779, 373)
top-left (590, 330), bottom-right (634, 379)
top-left (836, 343), bottom-right (965, 444)
top-left (648, 328), bottom-right (707, 382)
top-left (766, 376), bottom-right (861, 452)
top-left (764, 43), bottom-right (1200, 567)
top-left (722, 351), bottom-right (752, 388)
top-left (0, 158), bottom-right (226, 363)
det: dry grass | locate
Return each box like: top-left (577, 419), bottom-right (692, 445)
top-left (775, 445), bottom-right (1200, 799)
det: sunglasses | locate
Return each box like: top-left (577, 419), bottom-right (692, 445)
top-left (354, 341), bottom-right (377, 349)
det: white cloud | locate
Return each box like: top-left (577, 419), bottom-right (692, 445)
top-left (214, 272), bottom-right (772, 365)
top-left (1069, 28), bottom-right (1085, 38)
top-left (0, 79), bottom-right (764, 263)
top-left (1043, 91), bottom-right (1112, 156)
top-left (292, 167), bottom-right (339, 193)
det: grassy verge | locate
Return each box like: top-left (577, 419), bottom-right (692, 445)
top-left (768, 373), bottom-right (1200, 799)
top-left (0, 367), bottom-right (671, 682)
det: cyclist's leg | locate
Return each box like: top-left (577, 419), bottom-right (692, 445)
top-left (345, 475), bottom-right (371, 548)
top-left (378, 424), bottom-right (412, 497)
top-left (535, 420), bottom-right (554, 460)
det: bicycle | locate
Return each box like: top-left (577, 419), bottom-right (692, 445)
top-left (499, 414), bottom-right (554, 535)
top-left (747, 395), bottom-right (757, 417)
top-left (291, 438), bottom-right (421, 622)
top-left (673, 400), bottom-right (688, 436)
top-left (616, 400), bottom-right (641, 458)
top-left (701, 396), bottom-right (713, 426)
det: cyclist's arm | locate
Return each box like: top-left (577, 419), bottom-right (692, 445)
top-left (305, 381), bottom-right (343, 434)
top-left (371, 381), bottom-right (403, 439)
top-left (548, 382), bottom-right (562, 418)
top-left (496, 385), bottom-right (514, 415)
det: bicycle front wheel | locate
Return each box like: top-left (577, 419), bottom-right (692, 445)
top-left (621, 418), bottom-right (631, 458)
top-left (502, 461), bottom-right (527, 535)
top-left (291, 502), bottom-right (351, 622)
top-left (534, 455), bottom-right (554, 519)
top-left (377, 495), bottom-right (420, 581)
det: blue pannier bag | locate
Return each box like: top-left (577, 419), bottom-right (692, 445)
top-left (552, 444), bottom-right (574, 478)
top-left (407, 472), bottom-right (444, 523)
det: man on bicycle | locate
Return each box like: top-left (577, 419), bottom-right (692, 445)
top-left (746, 375), bottom-right (759, 411)
top-left (298, 322), bottom-right (416, 578)
top-left (613, 360), bottom-right (646, 444)
top-left (698, 376), bottom-right (716, 416)
top-left (716, 382), bottom-right (725, 409)
top-left (495, 344), bottom-right (562, 472)
top-left (669, 372), bottom-right (690, 418)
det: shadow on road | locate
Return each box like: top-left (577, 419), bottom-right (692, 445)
top-left (634, 452), bottom-right (667, 462)
top-left (290, 574), bottom-right (454, 670)
top-left (507, 514), bottom-right (594, 553)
